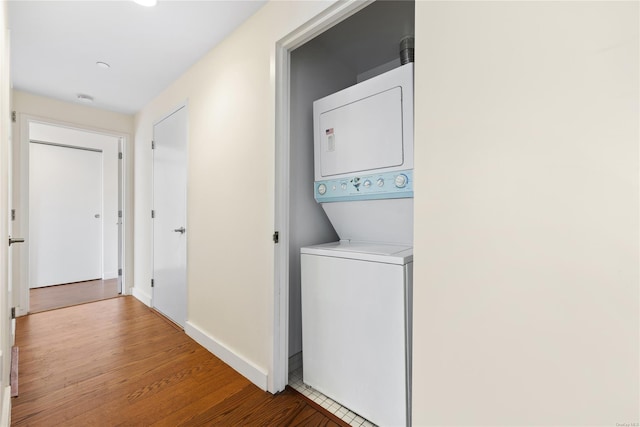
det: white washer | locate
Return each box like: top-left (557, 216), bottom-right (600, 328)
top-left (301, 241), bottom-right (412, 427)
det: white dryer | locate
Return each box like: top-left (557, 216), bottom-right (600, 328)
top-left (311, 62), bottom-right (414, 246)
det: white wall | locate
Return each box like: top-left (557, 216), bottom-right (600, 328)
top-left (11, 90), bottom-right (133, 315)
top-left (29, 122), bottom-right (120, 281)
top-left (12, 91), bottom-right (133, 133)
top-left (413, 1), bottom-right (639, 425)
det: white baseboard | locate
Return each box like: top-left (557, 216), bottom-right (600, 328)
top-left (1, 385), bottom-right (11, 427)
top-left (185, 321), bottom-right (268, 391)
top-left (131, 287), bottom-right (151, 307)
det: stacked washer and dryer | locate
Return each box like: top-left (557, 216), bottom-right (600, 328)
top-left (301, 62), bottom-right (414, 426)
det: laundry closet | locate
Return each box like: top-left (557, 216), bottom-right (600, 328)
top-left (287, 1), bottom-right (415, 426)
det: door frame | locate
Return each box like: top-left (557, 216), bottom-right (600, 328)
top-left (14, 114), bottom-right (130, 316)
top-left (1, 21), bottom-right (12, 418)
top-left (271, 0), bottom-right (373, 393)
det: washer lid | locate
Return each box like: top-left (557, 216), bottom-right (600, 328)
top-left (301, 241), bottom-right (413, 264)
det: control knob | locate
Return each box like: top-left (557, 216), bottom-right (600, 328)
top-left (317, 183), bottom-right (327, 195)
top-left (394, 174), bottom-right (408, 188)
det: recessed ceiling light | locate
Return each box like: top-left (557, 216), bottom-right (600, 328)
top-left (96, 61), bottom-right (110, 69)
top-left (133, 0), bottom-right (157, 7)
top-left (77, 94), bottom-right (94, 103)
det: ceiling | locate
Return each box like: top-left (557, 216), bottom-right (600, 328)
top-left (8, 0), bottom-right (267, 115)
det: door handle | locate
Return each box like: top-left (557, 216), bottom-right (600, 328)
top-left (8, 237), bottom-right (25, 246)
top-left (173, 227), bottom-right (186, 234)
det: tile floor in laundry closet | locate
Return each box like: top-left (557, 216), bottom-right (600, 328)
top-left (288, 367), bottom-right (376, 427)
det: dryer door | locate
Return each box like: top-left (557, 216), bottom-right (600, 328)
top-left (317, 86), bottom-right (404, 178)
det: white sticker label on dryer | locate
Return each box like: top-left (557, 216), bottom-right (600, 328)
top-left (326, 128), bottom-right (335, 152)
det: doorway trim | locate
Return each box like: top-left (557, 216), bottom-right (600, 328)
top-left (271, 0), bottom-right (374, 393)
top-left (15, 114), bottom-right (130, 316)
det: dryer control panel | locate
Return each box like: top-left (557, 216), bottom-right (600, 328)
top-left (314, 169), bottom-right (413, 203)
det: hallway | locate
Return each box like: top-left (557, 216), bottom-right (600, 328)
top-left (11, 297), bottom-right (346, 426)
top-left (29, 279), bottom-right (120, 313)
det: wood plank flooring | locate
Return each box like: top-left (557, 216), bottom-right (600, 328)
top-left (29, 279), bottom-right (120, 313)
top-left (11, 296), bottom-right (347, 426)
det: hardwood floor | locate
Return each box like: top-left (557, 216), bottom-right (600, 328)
top-left (29, 279), bottom-right (120, 313)
top-left (12, 296), bottom-right (347, 426)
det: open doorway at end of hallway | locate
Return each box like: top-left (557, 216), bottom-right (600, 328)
top-left (14, 118), bottom-right (128, 316)
top-left (29, 279), bottom-right (120, 313)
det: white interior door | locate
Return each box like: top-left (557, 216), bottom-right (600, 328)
top-left (29, 142), bottom-right (102, 288)
top-left (2, 26), bottom-right (16, 405)
top-left (153, 106), bottom-right (187, 327)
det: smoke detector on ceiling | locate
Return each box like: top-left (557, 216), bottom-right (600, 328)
top-left (133, 0), bottom-right (157, 7)
top-left (77, 94), bottom-right (94, 103)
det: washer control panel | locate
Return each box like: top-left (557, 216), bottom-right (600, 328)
top-left (314, 169), bottom-right (413, 202)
